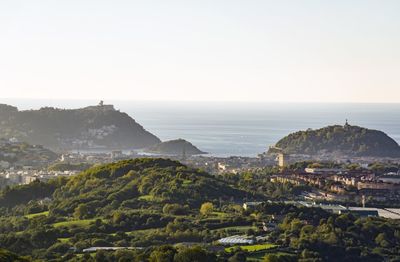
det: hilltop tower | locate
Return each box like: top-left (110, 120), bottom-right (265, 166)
top-left (277, 153), bottom-right (286, 168)
top-left (182, 144), bottom-right (186, 161)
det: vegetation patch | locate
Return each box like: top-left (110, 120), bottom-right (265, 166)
top-left (225, 243), bottom-right (277, 253)
top-left (57, 238), bottom-right (70, 243)
top-left (138, 195), bottom-right (162, 202)
top-left (53, 218), bottom-right (98, 228)
top-left (25, 211), bottom-right (49, 219)
top-left (211, 225), bottom-right (257, 233)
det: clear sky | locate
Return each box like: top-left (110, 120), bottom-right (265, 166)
top-left (1, 0), bottom-right (399, 103)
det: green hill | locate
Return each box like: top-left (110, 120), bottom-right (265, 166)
top-left (144, 139), bottom-right (206, 156)
top-left (51, 158), bottom-right (246, 216)
top-left (270, 124), bottom-right (400, 157)
top-left (0, 103), bottom-right (160, 150)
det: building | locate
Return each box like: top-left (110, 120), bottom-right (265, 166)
top-left (296, 201), bottom-right (400, 219)
top-left (277, 153), bottom-right (286, 168)
top-left (305, 168), bottom-right (344, 174)
top-left (357, 181), bottom-right (400, 191)
top-left (218, 235), bottom-right (255, 245)
top-left (111, 150), bottom-right (123, 160)
top-left (83, 247), bottom-right (141, 253)
top-left (243, 202), bottom-right (263, 211)
top-left (378, 173), bottom-right (400, 184)
top-left (339, 209), bottom-right (379, 217)
top-left (0, 161), bottom-right (10, 169)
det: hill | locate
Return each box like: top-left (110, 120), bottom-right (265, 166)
top-left (0, 103), bottom-right (160, 150)
top-left (0, 138), bottom-right (58, 168)
top-left (51, 158), bottom-right (246, 216)
top-left (144, 139), bottom-right (206, 156)
top-left (270, 124), bottom-right (400, 157)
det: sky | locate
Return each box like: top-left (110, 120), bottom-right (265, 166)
top-left (0, 0), bottom-right (400, 103)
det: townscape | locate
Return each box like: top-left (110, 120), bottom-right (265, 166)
top-left (2, 1), bottom-right (400, 261)
top-left (0, 106), bottom-right (400, 261)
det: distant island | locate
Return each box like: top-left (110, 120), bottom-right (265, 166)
top-left (269, 123), bottom-right (400, 157)
top-left (144, 139), bottom-right (206, 156)
top-left (0, 102), bottom-right (161, 151)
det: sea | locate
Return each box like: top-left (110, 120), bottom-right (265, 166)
top-left (2, 99), bottom-right (400, 157)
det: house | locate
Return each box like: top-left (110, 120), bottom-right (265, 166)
top-left (243, 202), bottom-right (263, 211)
top-left (262, 221), bottom-right (278, 232)
top-left (0, 161), bottom-right (10, 169)
top-left (24, 175), bottom-right (38, 184)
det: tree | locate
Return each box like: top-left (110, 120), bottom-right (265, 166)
top-left (200, 202), bottom-right (214, 216)
top-left (149, 245), bottom-right (176, 262)
top-left (263, 253), bottom-right (297, 262)
top-left (263, 254), bottom-right (279, 262)
top-left (112, 211), bottom-right (126, 224)
top-left (46, 242), bottom-right (70, 255)
top-left (31, 228), bottom-right (58, 248)
top-left (163, 204), bottom-right (187, 216)
top-left (95, 250), bottom-right (109, 262)
top-left (228, 252), bottom-right (246, 262)
top-left (300, 249), bottom-right (322, 260)
top-left (174, 246), bottom-right (215, 262)
top-left (73, 204), bottom-right (89, 219)
top-left (246, 228), bottom-right (255, 236)
top-left (375, 233), bottom-right (391, 248)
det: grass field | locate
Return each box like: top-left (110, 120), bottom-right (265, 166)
top-left (57, 238), bottom-right (70, 243)
top-left (212, 211), bottom-right (229, 218)
top-left (200, 211), bottom-right (232, 222)
top-left (53, 218), bottom-right (98, 228)
top-left (225, 243), bottom-right (277, 253)
top-left (182, 179), bottom-right (192, 185)
top-left (138, 195), bottom-right (163, 202)
top-left (25, 211), bottom-right (49, 219)
top-left (211, 225), bottom-right (257, 233)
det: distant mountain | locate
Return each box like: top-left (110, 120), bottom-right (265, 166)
top-left (144, 139), bottom-right (206, 156)
top-left (269, 124), bottom-right (400, 157)
top-left (0, 103), bottom-right (161, 151)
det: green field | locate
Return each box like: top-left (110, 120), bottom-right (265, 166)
top-left (25, 211), bottom-right (49, 219)
top-left (225, 243), bottom-right (277, 253)
top-left (211, 225), bottom-right (257, 233)
top-left (53, 219), bottom-right (98, 228)
top-left (138, 195), bottom-right (163, 202)
top-left (57, 238), bottom-right (70, 243)
top-left (211, 211), bottom-right (229, 218)
top-left (200, 211), bottom-right (232, 222)
top-left (182, 179), bottom-right (192, 185)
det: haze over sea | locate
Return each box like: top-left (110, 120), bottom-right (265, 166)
top-left (3, 99), bottom-right (400, 157)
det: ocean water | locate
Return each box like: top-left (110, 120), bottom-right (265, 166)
top-left (2, 99), bottom-right (400, 157)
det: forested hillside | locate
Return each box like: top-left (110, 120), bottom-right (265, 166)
top-left (0, 104), bottom-right (160, 150)
top-left (271, 124), bottom-right (400, 157)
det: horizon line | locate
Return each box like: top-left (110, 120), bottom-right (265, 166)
top-left (1, 97), bottom-right (400, 105)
